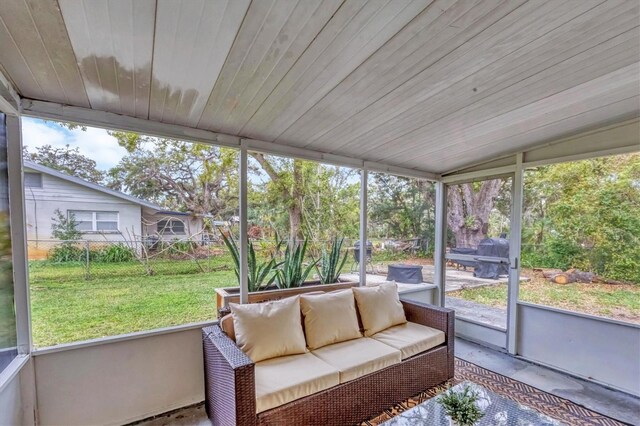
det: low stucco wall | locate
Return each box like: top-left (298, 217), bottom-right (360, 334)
top-left (33, 324), bottom-right (212, 426)
top-left (0, 357), bottom-right (35, 426)
top-left (517, 302), bottom-right (640, 396)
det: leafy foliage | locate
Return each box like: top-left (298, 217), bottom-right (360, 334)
top-left (369, 173), bottom-right (435, 246)
top-left (315, 236), bottom-right (348, 284)
top-left (107, 132), bottom-right (238, 221)
top-left (521, 154), bottom-right (640, 283)
top-left (219, 229), bottom-right (282, 292)
top-left (48, 244), bottom-right (85, 263)
top-left (24, 144), bottom-right (105, 184)
top-left (49, 209), bottom-right (85, 263)
top-left (275, 239), bottom-right (318, 289)
top-left (50, 209), bottom-right (82, 241)
top-left (249, 154), bottom-right (360, 243)
top-left (438, 385), bottom-right (484, 426)
top-left (91, 244), bottom-right (135, 263)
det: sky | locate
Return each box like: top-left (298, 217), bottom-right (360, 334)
top-left (19, 117), bottom-right (357, 185)
top-left (21, 117), bottom-right (127, 170)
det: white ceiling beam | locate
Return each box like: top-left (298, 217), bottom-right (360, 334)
top-left (440, 165), bottom-right (516, 185)
top-left (21, 99), bottom-right (241, 148)
top-left (21, 98), bottom-right (439, 180)
top-left (442, 118), bottom-right (640, 178)
top-left (0, 69), bottom-right (20, 116)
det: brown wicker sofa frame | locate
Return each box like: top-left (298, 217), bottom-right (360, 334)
top-left (202, 300), bottom-right (454, 426)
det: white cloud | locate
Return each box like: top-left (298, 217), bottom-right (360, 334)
top-left (21, 118), bottom-right (127, 170)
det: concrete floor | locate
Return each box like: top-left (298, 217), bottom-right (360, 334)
top-left (134, 338), bottom-right (639, 426)
top-left (456, 339), bottom-right (640, 425)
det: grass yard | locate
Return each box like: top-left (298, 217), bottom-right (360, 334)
top-left (449, 269), bottom-right (640, 324)
top-left (29, 255), bottom-right (237, 348)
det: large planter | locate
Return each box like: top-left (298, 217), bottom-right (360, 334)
top-left (215, 280), bottom-right (359, 317)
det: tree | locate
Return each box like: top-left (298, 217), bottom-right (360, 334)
top-left (368, 174), bottom-right (435, 244)
top-left (447, 180), bottom-right (504, 248)
top-left (51, 208), bottom-right (82, 241)
top-left (522, 154), bottom-right (640, 282)
top-left (251, 154), bottom-right (304, 246)
top-left (107, 132), bottom-right (238, 221)
top-left (249, 154), bottom-right (359, 246)
top-left (23, 144), bottom-right (105, 184)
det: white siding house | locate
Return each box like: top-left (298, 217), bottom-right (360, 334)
top-left (23, 161), bottom-right (207, 258)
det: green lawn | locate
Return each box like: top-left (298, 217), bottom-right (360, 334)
top-left (449, 272), bottom-right (640, 324)
top-left (29, 256), bottom-right (237, 348)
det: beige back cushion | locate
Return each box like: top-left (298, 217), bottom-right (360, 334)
top-left (230, 296), bottom-right (307, 362)
top-left (220, 313), bottom-right (236, 341)
top-left (300, 290), bottom-right (362, 350)
top-left (352, 282), bottom-right (407, 337)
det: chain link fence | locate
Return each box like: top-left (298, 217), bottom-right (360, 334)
top-left (27, 239), bottom-right (233, 283)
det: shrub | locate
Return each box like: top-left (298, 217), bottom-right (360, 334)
top-left (48, 244), bottom-right (85, 263)
top-left (91, 244), bottom-right (135, 263)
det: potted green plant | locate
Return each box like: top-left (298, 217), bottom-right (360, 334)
top-left (219, 229), bottom-right (282, 292)
top-left (314, 236), bottom-right (348, 284)
top-left (438, 385), bottom-right (484, 426)
top-left (215, 232), bottom-right (359, 312)
top-left (275, 238), bottom-right (318, 289)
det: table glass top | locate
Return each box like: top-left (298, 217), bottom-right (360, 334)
top-left (382, 381), bottom-right (562, 426)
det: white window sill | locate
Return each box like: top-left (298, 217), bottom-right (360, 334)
top-left (80, 231), bottom-right (121, 234)
top-left (0, 354), bottom-right (30, 393)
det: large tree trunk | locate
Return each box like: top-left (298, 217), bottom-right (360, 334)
top-left (447, 180), bottom-right (503, 248)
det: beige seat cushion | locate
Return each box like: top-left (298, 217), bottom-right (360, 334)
top-left (300, 290), bottom-right (362, 349)
top-left (352, 282), bottom-right (407, 336)
top-left (230, 296), bottom-right (307, 362)
top-left (372, 321), bottom-right (445, 360)
top-left (311, 337), bottom-right (401, 383)
top-left (255, 353), bottom-right (340, 413)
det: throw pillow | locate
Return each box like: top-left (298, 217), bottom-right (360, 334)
top-left (230, 296), bottom-right (307, 362)
top-left (300, 290), bottom-right (362, 349)
top-left (352, 282), bottom-right (407, 336)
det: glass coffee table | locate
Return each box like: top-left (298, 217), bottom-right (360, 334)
top-left (382, 381), bottom-right (562, 425)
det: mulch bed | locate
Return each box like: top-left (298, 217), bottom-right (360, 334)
top-left (361, 358), bottom-right (626, 426)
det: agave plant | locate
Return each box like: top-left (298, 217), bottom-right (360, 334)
top-left (219, 229), bottom-right (282, 292)
top-left (315, 236), bottom-right (348, 284)
top-left (275, 238), bottom-right (318, 289)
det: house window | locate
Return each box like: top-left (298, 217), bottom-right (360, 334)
top-left (157, 219), bottom-right (185, 235)
top-left (68, 210), bottom-right (119, 232)
top-left (24, 172), bottom-right (42, 188)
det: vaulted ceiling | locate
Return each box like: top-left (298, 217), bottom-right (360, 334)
top-left (1, 0), bottom-right (638, 174)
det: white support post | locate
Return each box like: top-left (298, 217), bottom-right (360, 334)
top-left (433, 181), bottom-right (447, 306)
top-left (359, 168), bottom-right (368, 286)
top-left (506, 153), bottom-right (524, 354)
top-left (6, 114), bottom-right (32, 354)
top-left (239, 143), bottom-right (249, 304)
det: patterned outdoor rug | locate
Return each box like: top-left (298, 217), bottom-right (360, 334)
top-left (362, 358), bottom-right (626, 426)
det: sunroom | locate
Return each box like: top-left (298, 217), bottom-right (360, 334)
top-left (0, 1), bottom-right (639, 425)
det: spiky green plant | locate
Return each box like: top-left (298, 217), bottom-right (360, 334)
top-left (315, 236), bottom-right (348, 284)
top-left (275, 238), bottom-right (318, 289)
top-left (219, 229), bottom-right (281, 292)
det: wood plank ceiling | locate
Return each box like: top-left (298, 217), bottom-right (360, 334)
top-left (0, 0), bottom-right (638, 174)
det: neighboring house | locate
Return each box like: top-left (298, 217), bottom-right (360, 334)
top-left (23, 161), bottom-right (207, 247)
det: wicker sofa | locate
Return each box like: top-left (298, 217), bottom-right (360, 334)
top-left (202, 292), bottom-right (454, 426)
